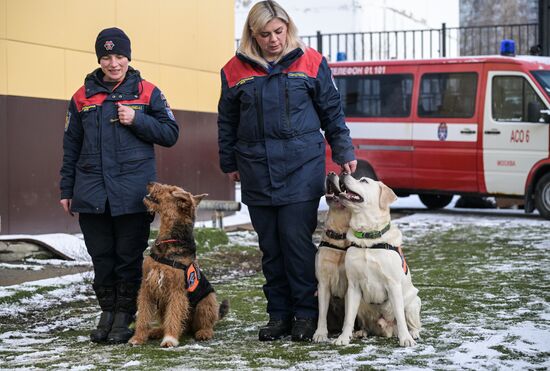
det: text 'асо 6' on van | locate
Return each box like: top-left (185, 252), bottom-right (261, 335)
top-left (327, 53), bottom-right (550, 219)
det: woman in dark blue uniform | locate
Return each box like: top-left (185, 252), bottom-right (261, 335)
top-left (218, 1), bottom-right (356, 341)
top-left (60, 27), bottom-right (179, 344)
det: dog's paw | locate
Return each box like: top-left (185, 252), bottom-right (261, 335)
top-left (409, 329), bottom-right (421, 340)
top-left (399, 334), bottom-right (416, 347)
top-left (352, 330), bottom-right (367, 339)
top-left (194, 329), bottom-right (213, 341)
top-left (128, 336), bottom-right (145, 346)
top-left (334, 335), bottom-right (351, 346)
top-left (160, 335), bottom-right (179, 348)
top-left (313, 331), bottom-right (329, 343)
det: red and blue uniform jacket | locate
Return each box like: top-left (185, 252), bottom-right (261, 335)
top-left (60, 67), bottom-right (179, 216)
top-left (217, 47), bottom-right (355, 206)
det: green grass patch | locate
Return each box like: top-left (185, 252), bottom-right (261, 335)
top-left (1, 217), bottom-right (549, 369)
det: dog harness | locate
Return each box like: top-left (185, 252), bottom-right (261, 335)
top-left (319, 229), bottom-right (350, 251)
top-left (350, 242), bottom-right (409, 275)
top-left (149, 251), bottom-right (215, 307)
top-left (350, 224), bottom-right (408, 275)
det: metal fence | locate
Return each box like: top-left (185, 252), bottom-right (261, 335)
top-left (236, 23), bottom-right (540, 61)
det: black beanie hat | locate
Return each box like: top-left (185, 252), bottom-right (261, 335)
top-left (95, 27), bottom-right (131, 63)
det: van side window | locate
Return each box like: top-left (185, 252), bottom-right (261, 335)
top-left (335, 74), bottom-right (413, 117)
top-left (418, 73), bottom-right (477, 118)
top-left (492, 76), bottom-right (546, 123)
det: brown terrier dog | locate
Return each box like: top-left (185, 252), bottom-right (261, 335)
top-left (129, 182), bottom-right (228, 347)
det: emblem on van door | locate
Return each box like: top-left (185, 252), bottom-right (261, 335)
top-left (438, 123), bottom-right (448, 141)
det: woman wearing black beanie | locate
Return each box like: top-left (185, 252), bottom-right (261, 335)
top-left (60, 27), bottom-right (179, 344)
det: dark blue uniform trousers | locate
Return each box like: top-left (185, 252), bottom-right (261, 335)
top-left (248, 199), bottom-right (320, 320)
top-left (79, 205), bottom-right (151, 286)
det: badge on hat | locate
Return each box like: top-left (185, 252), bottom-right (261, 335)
top-left (104, 40), bottom-right (115, 51)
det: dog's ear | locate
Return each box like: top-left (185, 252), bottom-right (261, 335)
top-left (193, 193), bottom-right (208, 205)
top-left (171, 191), bottom-right (189, 205)
top-left (378, 181), bottom-right (397, 210)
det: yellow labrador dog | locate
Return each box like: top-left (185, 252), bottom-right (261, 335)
top-left (335, 173), bottom-right (421, 347)
top-left (313, 172), bottom-right (351, 342)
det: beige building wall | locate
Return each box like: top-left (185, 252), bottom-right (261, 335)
top-left (0, 0), bottom-right (236, 234)
top-left (0, 0), bottom-right (234, 112)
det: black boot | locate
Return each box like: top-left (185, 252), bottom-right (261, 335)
top-left (106, 312), bottom-right (135, 344)
top-left (258, 318), bottom-right (292, 341)
top-left (90, 285), bottom-right (116, 343)
top-left (107, 281), bottom-right (139, 344)
top-left (291, 317), bottom-right (317, 342)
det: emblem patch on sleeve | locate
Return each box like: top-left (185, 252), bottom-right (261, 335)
top-left (166, 108), bottom-right (175, 121)
top-left (64, 111), bottom-right (71, 132)
top-left (159, 91), bottom-right (175, 121)
top-left (160, 92), bottom-right (171, 107)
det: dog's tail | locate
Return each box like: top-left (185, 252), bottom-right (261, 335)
top-left (219, 299), bottom-right (230, 320)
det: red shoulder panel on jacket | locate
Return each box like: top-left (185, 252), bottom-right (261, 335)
top-left (119, 80), bottom-right (156, 105)
top-left (136, 80), bottom-right (156, 104)
top-left (223, 56), bottom-right (267, 88)
top-left (72, 86), bottom-right (107, 112)
top-left (285, 48), bottom-right (323, 77)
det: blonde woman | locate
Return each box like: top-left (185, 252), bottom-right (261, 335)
top-left (218, 0), bottom-right (356, 341)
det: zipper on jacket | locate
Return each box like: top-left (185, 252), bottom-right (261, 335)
top-left (96, 108), bottom-right (101, 151)
top-left (285, 78), bottom-right (291, 129)
top-left (254, 86), bottom-right (265, 138)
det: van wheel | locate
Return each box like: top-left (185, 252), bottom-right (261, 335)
top-left (535, 173), bottom-right (550, 219)
top-left (419, 194), bottom-right (453, 209)
top-left (353, 162), bottom-right (377, 180)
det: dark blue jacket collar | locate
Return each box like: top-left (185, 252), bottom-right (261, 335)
top-left (84, 66), bottom-right (141, 98)
top-left (236, 48), bottom-right (305, 73)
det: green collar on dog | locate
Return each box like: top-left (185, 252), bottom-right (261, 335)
top-left (353, 222), bottom-right (391, 239)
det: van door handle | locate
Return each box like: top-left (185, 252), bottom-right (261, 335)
top-left (484, 129), bottom-right (501, 135)
top-left (460, 129), bottom-right (476, 134)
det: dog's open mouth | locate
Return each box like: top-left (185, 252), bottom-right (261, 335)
top-left (325, 172), bottom-right (341, 201)
top-left (339, 178), bottom-right (364, 203)
top-left (144, 193), bottom-right (159, 205)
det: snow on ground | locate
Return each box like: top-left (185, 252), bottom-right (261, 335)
top-left (1, 185), bottom-right (549, 369)
top-left (0, 233), bottom-right (90, 262)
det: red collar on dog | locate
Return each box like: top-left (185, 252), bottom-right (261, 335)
top-left (154, 239), bottom-right (186, 246)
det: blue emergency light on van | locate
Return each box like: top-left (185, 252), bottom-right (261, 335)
top-left (336, 52), bottom-right (347, 61)
top-left (500, 39), bottom-right (515, 56)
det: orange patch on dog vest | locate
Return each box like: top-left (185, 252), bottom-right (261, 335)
top-left (186, 263), bottom-right (199, 292)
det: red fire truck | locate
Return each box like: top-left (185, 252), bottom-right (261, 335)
top-left (326, 51), bottom-right (550, 219)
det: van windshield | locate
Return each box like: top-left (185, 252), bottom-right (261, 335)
top-left (532, 71), bottom-right (550, 97)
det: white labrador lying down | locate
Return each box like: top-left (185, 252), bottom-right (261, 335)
top-left (334, 174), bottom-right (421, 347)
top-left (313, 172), bottom-right (351, 343)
